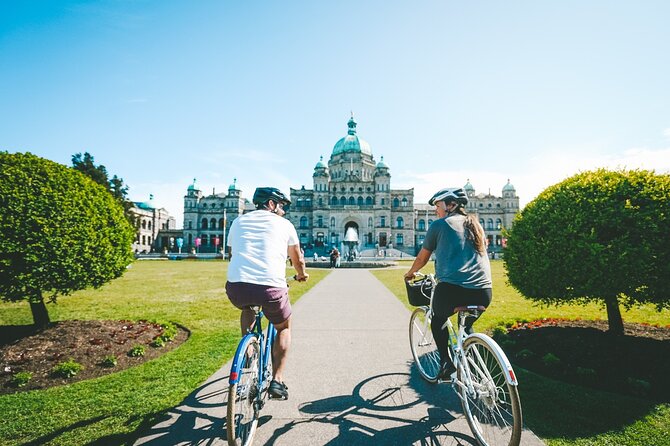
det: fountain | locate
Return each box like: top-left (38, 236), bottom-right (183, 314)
top-left (343, 227), bottom-right (359, 261)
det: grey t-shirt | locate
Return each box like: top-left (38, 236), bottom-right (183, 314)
top-left (422, 214), bottom-right (492, 289)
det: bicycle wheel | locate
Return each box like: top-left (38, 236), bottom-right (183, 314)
top-left (227, 336), bottom-right (261, 446)
top-left (409, 306), bottom-right (440, 383)
top-left (458, 334), bottom-right (522, 446)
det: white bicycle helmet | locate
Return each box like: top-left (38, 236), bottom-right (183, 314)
top-left (428, 187), bottom-right (468, 206)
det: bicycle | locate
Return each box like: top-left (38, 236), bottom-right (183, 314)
top-left (226, 303), bottom-right (275, 446)
top-left (407, 272), bottom-right (522, 446)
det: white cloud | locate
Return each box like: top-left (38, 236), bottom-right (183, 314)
top-left (663, 128), bottom-right (670, 140)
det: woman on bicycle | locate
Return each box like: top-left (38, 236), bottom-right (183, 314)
top-left (404, 187), bottom-right (492, 380)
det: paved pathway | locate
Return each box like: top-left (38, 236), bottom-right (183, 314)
top-left (135, 269), bottom-right (545, 446)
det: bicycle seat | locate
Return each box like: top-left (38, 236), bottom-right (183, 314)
top-left (454, 305), bottom-right (486, 314)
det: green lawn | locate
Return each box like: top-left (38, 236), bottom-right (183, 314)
top-left (372, 260), bottom-right (670, 446)
top-left (0, 261), bottom-right (330, 446)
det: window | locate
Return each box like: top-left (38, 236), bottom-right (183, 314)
top-left (380, 216), bottom-right (386, 227)
top-left (201, 218), bottom-right (208, 229)
top-left (368, 217), bottom-right (373, 228)
top-left (141, 220), bottom-right (147, 229)
top-left (393, 198), bottom-right (400, 207)
top-left (479, 218), bottom-right (485, 227)
top-left (340, 197), bottom-right (346, 205)
top-left (219, 218), bottom-right (224, 229)
top-left (496, 219), bottom-right (502, 230)
top-left (148, 221), bottom-right (152, 230)
top-left (300, 216), bottom-right (308, 228)
top-left (418, 219), bottom-right (425, 231)
top-left (331, 196), bottom-right (338, 205)
top-left (201, 234), bottom-right (208, 246)
top-left (210, 218), bottom-right (216, 229)
top-left (381, 198), bottom-right (385, 205)
top-left (357, 196), bottom-right (364, 205)
top-left (188, 221), bottom-right (192, 229)
top-left (330, 217), bottom-right (335, 227)
top-left (366, 196), bottom-right (373, 205)
top-left (318, 198), bottom-right (323, 206)
top-left (317, 215), bottom-right (323, 227)
top-left (348, 197), bottom-right (355, 205)
top-left (396, 233), bottom-right (403, 246)
top-left (396, 217), bottom-right (404, 228)
top-left (487, 219), bottom-right (494, 230)
top-left (428, 219), bottom-right (433, 225)
top-left (402, 198), bottom-right (408, 207)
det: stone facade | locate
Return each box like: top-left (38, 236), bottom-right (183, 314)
top-left (131, 195), bottom-right (176, 254)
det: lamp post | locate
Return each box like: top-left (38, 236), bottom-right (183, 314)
top-left (222, 209), bottom-right (227, 260)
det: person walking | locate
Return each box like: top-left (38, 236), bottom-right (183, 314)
top-left (226, 187), bottom-right (308, 400)
top-left (403, 187), bottom-right (491, 380)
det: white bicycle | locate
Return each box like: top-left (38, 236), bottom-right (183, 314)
top-left (407, 272), bottom-right (522, 446)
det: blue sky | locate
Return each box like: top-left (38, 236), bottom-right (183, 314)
top-left (2, 0), bottom-right (669, 225)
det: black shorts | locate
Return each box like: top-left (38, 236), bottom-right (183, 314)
top-left (432, 282), bottom-right (492, 320)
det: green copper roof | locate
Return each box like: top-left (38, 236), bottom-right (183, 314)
top-left (503, 179), bottom-right (515, 191)
top-left (332, 115), bottom-right (372, 156)
top-left (314, 155), bottom-right (326, 169)
top-left (376, 155), bottom-right (388, 168)
top-left (464, 179), bottom-right (474, 191)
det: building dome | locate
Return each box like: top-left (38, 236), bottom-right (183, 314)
top-left (136, 194), bottom-right (155, 210)
top-left (332, 115), bottom-right (372, 156)
top-left (464, 179), bottom-right (475, 192)
top-left (502, 179), bottom-right (516, 192)
top-left (314, 156), bottom-right (326, 169)
top-left (229, 178), bottom-right (238, 191)
top-left (187, 178), bottom-right (198, 191)
top-left (376, 155), bottom-right (388, 169)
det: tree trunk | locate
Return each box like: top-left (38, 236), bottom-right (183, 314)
top-left (604, 295), bottom-right (624, 335)
top-left (29, 291), bottom-right (51, 330)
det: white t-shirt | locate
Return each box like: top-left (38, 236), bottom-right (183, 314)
top-left (226, 210), bottom-right (300, 287)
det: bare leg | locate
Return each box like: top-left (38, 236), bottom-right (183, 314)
top-left (240, 308), bottom-right (255, 335)
top-left (271, 317), bottom-right (291, 383)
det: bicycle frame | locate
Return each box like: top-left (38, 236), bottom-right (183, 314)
top-left (228, 309), bottom-right (277, 388)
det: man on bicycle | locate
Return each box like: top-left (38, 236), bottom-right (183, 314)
top-left (404, 187), bottom-right (492, 381)
top-left (226, 186), bottom-right (309, 400)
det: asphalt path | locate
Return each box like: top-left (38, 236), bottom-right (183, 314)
top-left (135, 268), bottom-right (546, 446)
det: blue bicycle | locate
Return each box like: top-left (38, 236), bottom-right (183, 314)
top-left (226, 304), bottom-right (276, 446)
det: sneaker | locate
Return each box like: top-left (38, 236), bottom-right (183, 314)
top-left (268, 379), bottom-right (289, 400)
top-left (438, 361), bottom-right (456, 382)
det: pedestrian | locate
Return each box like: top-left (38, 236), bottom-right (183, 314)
top-left (226, 187), bottom-right (309, 400)
top-left (404, 187), bottom-right (491, 381)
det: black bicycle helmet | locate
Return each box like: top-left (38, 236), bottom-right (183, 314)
top-left (252, 187), bottom-right (291, 207)
top-left (428, 187), bottom-right (468, 206)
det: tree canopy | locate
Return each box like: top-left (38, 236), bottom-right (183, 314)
top-left (504, 169), bottom-right (670, 334)
top-left (0, 152), bottom-right (135, 327)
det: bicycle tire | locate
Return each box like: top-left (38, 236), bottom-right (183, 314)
top-left (458, 334), bottom-right (522, 446)
top-left (409, 306), bottom-right (440, 383)
top-left (227, 336), bottom-right (261, 446)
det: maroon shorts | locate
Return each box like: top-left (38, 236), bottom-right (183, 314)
top-left (225, 281), bottom-right (292, 325)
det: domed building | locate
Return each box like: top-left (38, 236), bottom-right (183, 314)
top-left (176, 115), bottom-right (521, 257)
top-left (287, 115), bottom-right (416, 257)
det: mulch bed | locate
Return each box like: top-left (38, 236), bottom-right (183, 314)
top-left (499, 319), bottom-right (670, 401)
top-left (0, 320), bottom-right (189, 394)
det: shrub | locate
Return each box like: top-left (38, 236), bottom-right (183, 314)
top-left (128, 345), bottom-right (146, 357)
top-left (542, 353), bottom-right (561, 367)
top-left (52, 359), bottom-right (84, 378)
top-left (504, 169), bottom-right (670, 335)
top-left (101, 355), bottom-right (118, 368)
top-left (516, 349), bottom-right (534, 360)
top-left (10, 371), bottom-right (33, 388)
top-left (0, 152), bottom-right (135, 328)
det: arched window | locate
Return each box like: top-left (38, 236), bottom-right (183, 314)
top-left (487, 219), bottom-right (494, 230)
top-left (396, 217), bottom-right (404, 228)
top-left (428, 219), bottom-right (433, 226)
top-left (330, 217), bottom-right (335, 227)
top-left (318, 198), bottom-right (323, 206)
top-left (148, 221), bottom-right (152, 230)
top-left (331, 196), bottom-right (338, 205)
top-left (340, 197), bottom-right (346, 205)
top-left (141, 220), bottom-right (147, 229)
top-left (401, 197), bottom-right (408, 207)
top-left (300, 216), bottom-right (308, 228)
top-left (496, 218), bottom-right (502, 230)
top-left (210, 218), bottom-right (216, 229)
top-left (396, 233), bottom-right (404, 246)
top-left (366, 196), bottom-right (373, 205)
top-left (418, 219), bottom-right (425, 231)
top-left (393, 198), bottom-right (400, 207)
top-left (201, 218), bottom-right (208, 229)
top-left (357, 196), bottom-right (364, 205)
top-left (201, 234), bottom-right (208, 246)
top-left (380, 216), bottom-right (386, 227)
top-left (479, 218), bottom-right (485, 228)
top-left (368, 217), bottom-right (373, 228)
top-left (317, 215), bottom-right (323, 227)
top-left (348, 196), bottom-right (355, 205)
top-left (219, 218), bottom-right (224, 229)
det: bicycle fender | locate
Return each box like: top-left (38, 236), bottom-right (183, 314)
top-left (467, 333), bottom-right (519, 386)
top-left (228, 333), bottom-right (257, 385)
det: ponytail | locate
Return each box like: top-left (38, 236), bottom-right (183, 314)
top-left (452, 205), bottom-right (486, 254)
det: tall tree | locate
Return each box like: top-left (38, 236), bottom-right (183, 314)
top-left (504, 169), bottom-right (670, 334)
top-left (0, 152), bottom-right (135, 329)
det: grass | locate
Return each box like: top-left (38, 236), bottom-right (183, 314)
top-left (372, 260), bottom-right (670, 446)
top-left (0, 261), bottom-right (329, 446)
